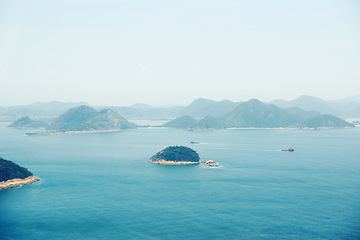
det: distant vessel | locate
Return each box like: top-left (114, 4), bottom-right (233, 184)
top-left (282, 148), bottom-right (294, 152)
top-left (190, 141), bottom-right (199, 144)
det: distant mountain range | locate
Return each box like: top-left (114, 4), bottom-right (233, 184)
top-left (1, 95), bottom-right (359, 131)
top-left (164, 99), bottom-right (354, 130)
top-left (270, 95), bottom-right (360, 117)
top-left (0, 101), bottom-right (88, 122)
top-left (2, 95), bottom-right (359, 122)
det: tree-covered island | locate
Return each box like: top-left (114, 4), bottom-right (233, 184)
top-left (149, 146), bottom-right (201, 165)
top-left (0, 157), bottom-right (39, 189)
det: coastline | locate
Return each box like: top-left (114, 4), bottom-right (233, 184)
top-left (148, 159), bottom-right (201, 165)
top-left (23, 126), bottom-right (356, 136)
top-left (164, 126), bottom-right (354, 131)
top-left (0, 176), bottom-right (40, 190)
top-left (227, 126), bottom-right (354, 130)
top-left (8, 126), bottom-right (47, 130)
top-left (26, 129), bottom-right (123, 136)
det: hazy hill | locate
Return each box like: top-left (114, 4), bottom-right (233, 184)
top-left (130, 103), bottom-right (154, 109)
top-left (223, 99), bottom-right (353, 128)
top-left (163, 116), bottom-right (197, 129)
top-left (195, 116), bottom-right (227, 129)
top-left (271, 95), bottom-right (338, 115)
top-left (178, 98), bottom-right (216, 117)
top-left (48, 105), bottom-right (137, 132)
top-left (0, 101), bottom-right (88, 121)
top-left (107, 106), bottom-right (143, 119)
top-left (109, 105), bottom-right (183, 120)
top-left (166, 99), bottom-right (354, 130)
top-left (88, 109), bottom-right (136, 130)
top-left (327, 100), bottom-right (360, 117)
top-left (7, 116), bottom-right (49, 129)
top-left (271, 95), bottom-right (360, 117)
top-left (179, 98), bottom-right (240, 118)
top-left (340, 95), bottom-right (360, 104)
top-left (164, 115), bottom-right (227, 130)
top-left (302, 114), bottom-right (354, 128)
top-left (0, 101), bottom-right (183, 122)
top-left (48, 105), bottom-right (98, 131)
top-left (222, 99), bottom-right (300, 128)
top-left (286, 107), bottom-right (320, 120)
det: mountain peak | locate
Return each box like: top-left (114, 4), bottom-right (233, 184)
top-left (130, 103), bottom-right (154, 109)
top-left (99, 109), bottom-right (115, 115)
top-left (74, 105), bottom-right (95, 111)
top-left (295, 95), bottom-right (325, 103)
top-left (245, 98), bottom-right (264, 106)
top-left (191, 98), bottom-right (216, 104)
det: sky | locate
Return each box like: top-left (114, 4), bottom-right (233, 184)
top-left (0, 0), bottom-right (359, 107)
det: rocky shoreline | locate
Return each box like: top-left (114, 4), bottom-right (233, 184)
top-left (26, 129), bottom-right (122, 136)
top-left (148, 159), bottom-right (201, 165)
top-left (0, 176), bottom-right (40, 189)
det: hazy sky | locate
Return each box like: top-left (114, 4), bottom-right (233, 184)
top-left (0, 0), bottom-right (359, 107)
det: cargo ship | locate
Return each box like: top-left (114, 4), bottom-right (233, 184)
top-left (282, 148), bottom-right (294, 152)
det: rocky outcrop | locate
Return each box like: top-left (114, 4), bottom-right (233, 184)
top-left (0, 176), bottom-right (40, 189)
top-left (148, 159), bottom-right (201, 165)
top-left (204, 160), bottom-right (219, 168)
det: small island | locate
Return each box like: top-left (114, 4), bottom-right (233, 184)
top-left (149, 146), bottom-right (201, 165)
top-left (0, 157), bottom-right (40, 189)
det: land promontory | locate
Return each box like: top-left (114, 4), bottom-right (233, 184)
top-left (8, 116), bottom-right (49, 129)
top-left (0, 157), bottom-right (39, 189)
top-left (149, 146), bottom-right (201, 165)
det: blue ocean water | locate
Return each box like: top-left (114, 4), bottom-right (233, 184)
top-left (0, 123), bottom-right (359, 239)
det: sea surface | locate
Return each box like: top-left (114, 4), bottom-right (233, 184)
top-left (0, 123), bottom-right (359, 239)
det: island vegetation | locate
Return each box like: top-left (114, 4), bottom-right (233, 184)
top-left (0, 157), bottom-right (39, 189)
top-left (2, 98), bottom-right (355, 133)
top-left (149, 146), bottom-right (201, 165)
